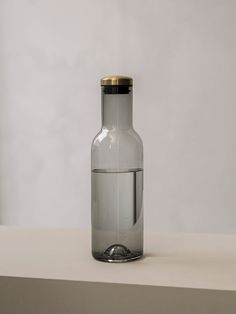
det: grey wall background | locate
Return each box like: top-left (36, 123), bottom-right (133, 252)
top-left (0, 0), bottom-right (235, 233)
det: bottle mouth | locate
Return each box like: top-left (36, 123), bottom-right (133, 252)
top-left (102, 85), bottom-right (132, 94)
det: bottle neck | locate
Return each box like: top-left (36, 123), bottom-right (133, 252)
top-left (101, 87), bottom-right (133, 130)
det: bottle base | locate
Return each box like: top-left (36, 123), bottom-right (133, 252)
top-left (92, 244), bottom-right (143, 263)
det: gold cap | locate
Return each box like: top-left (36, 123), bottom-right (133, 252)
top-left (101, 75), bottom-right (133, 86)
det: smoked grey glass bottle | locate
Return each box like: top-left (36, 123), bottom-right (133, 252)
top-left (91, 76), bottom-right (143, 262)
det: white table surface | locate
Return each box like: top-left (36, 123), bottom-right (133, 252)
top-left (0, 226), bottom-right (236, 291)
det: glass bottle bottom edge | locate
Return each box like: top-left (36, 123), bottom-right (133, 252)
top-left (92, 250), bottom-right (143, 263)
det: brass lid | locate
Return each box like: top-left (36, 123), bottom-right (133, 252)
top-left (101, 75), bottom-right (133, 86)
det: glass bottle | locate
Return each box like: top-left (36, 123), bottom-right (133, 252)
top-left (91, 76), bottom-right (143, 262)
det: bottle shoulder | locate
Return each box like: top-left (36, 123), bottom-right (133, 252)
top-left (92, 127), bottom-right (143, 148)
top-left (130, 128), bottom-right (143, 147)
top-left (91, 127), bottom-right (143, 169)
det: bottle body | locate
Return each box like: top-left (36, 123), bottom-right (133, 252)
top-left (91, 77), bottom-right (143, 262)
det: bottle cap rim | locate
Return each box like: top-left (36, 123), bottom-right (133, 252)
top-left (101, 76), bottom-right (133, 86)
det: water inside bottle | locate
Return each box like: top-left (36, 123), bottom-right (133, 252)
top-left (92, 168), bottom-right (143, 262)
